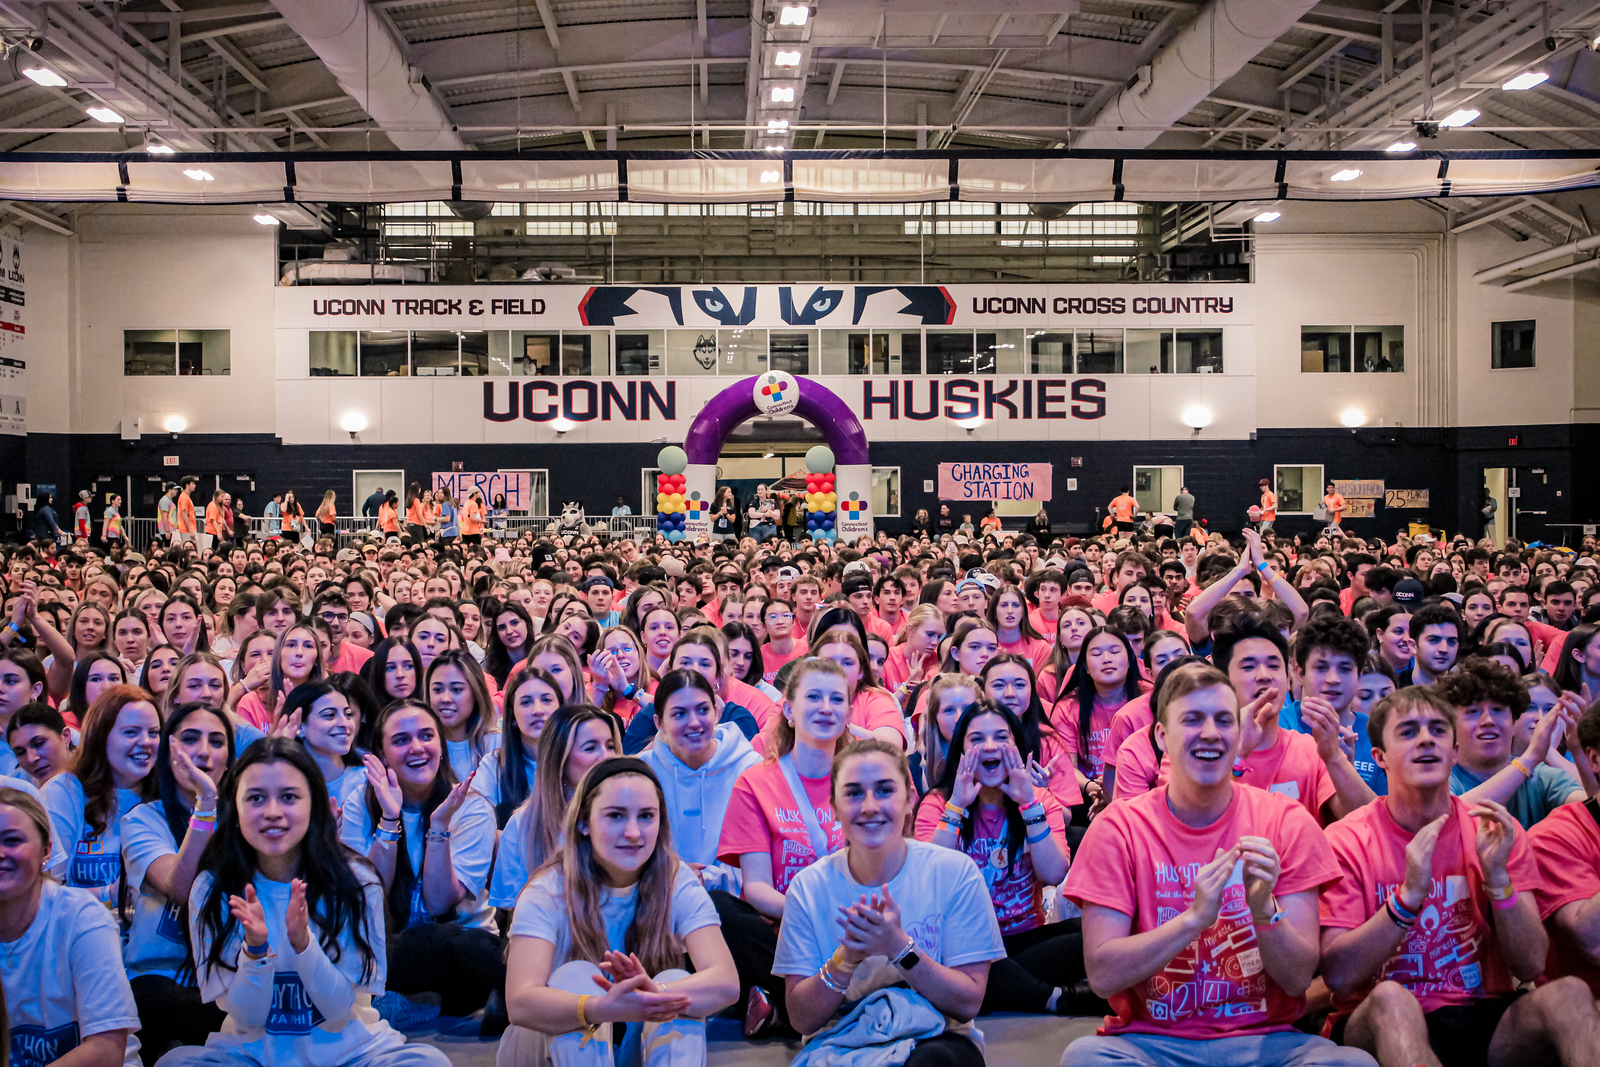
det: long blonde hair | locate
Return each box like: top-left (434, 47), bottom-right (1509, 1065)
top-left (549, 757), bottom-right (683, 975)
top-left (521, 705), bottom-right (623, 878)
top-left (767, 656), bottom-right (848, 760)
top-left (921, 672), bottom-right (979, 786)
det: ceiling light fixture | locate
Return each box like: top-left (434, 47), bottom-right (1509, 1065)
top-left (21, 67), bottom-right (65, 87)
top-left (253, 213), bottom-right (279, 226)
top-left (85, 106), bottom-right (122, 123)
top-left (1254, 210), bottom-right (1282, 222)
top-left (146, 142), bottom-right (175, 155)
top-left (1386, 141), bottom-right (1418, 152)
top-left (763, 145), bottom-right (785, 152)
top-left (1330, 168), bottom-right (1362, 181)
top-left (183, 169), bottom-right (214, 181)
top-left (767, 119), bottom-right (789, 131)
top-left (339, 411), bottom-right (368, 438)
top-left (770, 87), bottom-right (795, 103)
top-left (1440, 108), bottom-right (1480, 127)
top-left (1502, 71), bottom-right (1548, 90)
top-left (778, 5), bottom-right (808, 26)
top-left (775, 51), bottom-right (801, 67)
top-left (551, 416), bottom-right (575, 435)
top-left (759, 170), bottom-right (781, 183)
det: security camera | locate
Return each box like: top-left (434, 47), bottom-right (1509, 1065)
top-left (1414, 119), bottom-right (1439, 138)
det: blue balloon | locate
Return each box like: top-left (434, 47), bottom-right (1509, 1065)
top-left (810, 530), bottom-right (827, 542)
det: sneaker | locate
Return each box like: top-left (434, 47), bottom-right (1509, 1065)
top-left (742, 987), bottom-right (776, 1039)
top-left (480, 989), bottom-right (510, 1037)
top-left (374, 991), bottom-right (443, 1030)
top-left (1054, 979), bottom-right (1111, 1018)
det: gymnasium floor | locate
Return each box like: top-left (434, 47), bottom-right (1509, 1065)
top-left (415, 1012), bottom-right (1102, 1065)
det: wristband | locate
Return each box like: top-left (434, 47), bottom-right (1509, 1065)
top-left (188, 815), bottom-right (216, 832)
top-left (1019, 802), bottom-right (1046, 824)
top-left (576, 994), bottom-right (592, 1028)
top-left (1491, 889), bottom-right (1520, 911)
top-left (817, 963), bottom-right (849, 994)
top-left (1511, 757), bottom-right (1534, 779)
top-left (943, 801), bottom-right (968, 820)
top-left (5, 621), bottom-right (17, 634)
top-left (1485, 882), bottom-right (1516, 903)
top-left (1384, 899), bottom-right (1415, 929)
top-left (375, 826), bottom-right (402, 843)
top-left (621, 682), bottom-right (638, 700)
top-left (425, 829), bottom-right (452, 842)
top-left (1388, 892), bottom-right (1420, 924)
top-left (1257, 562), bottom-right (1270, 573)
top-left (243, 940), bottom-right (271, 958)
top-left (1025, 828), bottom-right (1051, 845)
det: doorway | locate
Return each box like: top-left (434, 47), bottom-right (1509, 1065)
top-left (353, 470), bottom-right (404, 518)
top-left (1134, 465), bottom-right (1183, 514)
top-left (1483, 467), bottom-right (1508, 545)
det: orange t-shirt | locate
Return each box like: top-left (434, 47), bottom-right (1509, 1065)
top-left (406, 500), bottom-right (426, 526)
top-left (176, 491), bottom-right (197, 533)
top-left (1110, 494), bottom-right (1137, 521)
top-left (1260, 489), bottom-right (1278, 521)
top-left (1322, 493), bottom-right (1345, 519)
top-left (460, 501), bottom-right (485, 536)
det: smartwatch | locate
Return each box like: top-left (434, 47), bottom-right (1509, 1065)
top-left (890, 940), bottom-right (922, 972)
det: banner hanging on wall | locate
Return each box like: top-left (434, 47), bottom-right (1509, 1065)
top-left (938, 463), bottom-right (1053, 502)
top-left (0, 236), bottom-right (24, 437)
top-left (432, 471), bottom-right (532, 508)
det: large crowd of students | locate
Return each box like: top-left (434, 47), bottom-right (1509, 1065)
top-left (4, 497), bottom-right (1600, 1067)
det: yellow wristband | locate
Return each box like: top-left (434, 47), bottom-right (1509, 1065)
top-left (577, 993), bottom-right (591, 1028)
top-left (1511, 757), bottom-right (1533, 779)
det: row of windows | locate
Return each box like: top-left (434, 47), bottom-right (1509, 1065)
top-left (123, 330), bottom-right (231, 376)
top-left (302, 327), bottom-right (1227, 378)
top-left (380, 200), bottom-right (1146, 219)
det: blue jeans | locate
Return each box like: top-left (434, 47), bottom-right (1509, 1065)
top-left (751, 523), bottom-right (776, 542)
top-left (1061, 1031), bottom-right (1377, 1067)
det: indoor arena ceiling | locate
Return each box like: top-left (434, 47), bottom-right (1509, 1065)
top-left (0, 0), bottom-right (1598, 252)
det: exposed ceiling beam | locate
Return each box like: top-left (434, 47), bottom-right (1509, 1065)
top-left (207, 35), bottom-right (270, 94)
top-left (533, 0), bottom-right (561, 51)
top-left (1044, 12), bottom-right (1069, 46)
top-left (3, 202), bottom-right (72, 236)
top-left (828, 61), bottom-right (847, 105)
top-left (1277, 35), bottom-right (1354, 93)
top-left (987, 14), bottom-right (1009, 46)
top-left (562, 70), bottom-right (581, 112)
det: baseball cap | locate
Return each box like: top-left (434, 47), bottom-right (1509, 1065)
top-left (659, 556), bottom-right (686, 577)
top-left (841, 574), bottom-right (873, 597)
top-left (1259, 478), bottom-right (1270, 487)
top-left (1392, 577), bottom-right (1426, 607)
top-left (842, 561), bottom-right (872, 578)
top-left (335, 548), bottom-right (359, 562)
top-left (579, 574), bottom-right (615, 592)
top-left (1066, 568), bottom-right (1094, 587)
top-left (964, 569), bottom-right (1002, 591)
top-left (777, 565), bottom-right (800, 582)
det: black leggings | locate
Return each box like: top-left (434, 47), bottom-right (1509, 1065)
top-left (386, 922), bottom-right (506, 1016)
top-left (709, 889), bottom-right (784, 1018)
top-left (981, 919), bottom-right (1089, 1015)
top-left (905, 1032), bottom-right (985, 1067)
top-left (129, 974), bottom-right (227, 1066)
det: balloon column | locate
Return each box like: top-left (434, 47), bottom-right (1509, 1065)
top-left (655, 445), bottom-right (691, 541)
top-left (804, 444), bottom-right (837, 543)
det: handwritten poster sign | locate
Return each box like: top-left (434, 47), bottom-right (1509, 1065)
top-left (1343, 499), bottom-right (1376, 519)
top-left (1385, 489), bottom-right (1430, 509)
top-left (938, 463), bottom-right (1052, 502)
top-left (1334, 480), bottom-right (1384, 499)
top-left (433, 471), bottom-right (532, 509)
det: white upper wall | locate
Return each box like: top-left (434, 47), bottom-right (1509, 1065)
top-left (17, 200), bottom-right (1595, 439)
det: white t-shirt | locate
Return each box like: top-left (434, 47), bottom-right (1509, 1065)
top-left (338, 788), bottom-right (495, 931)
top-left (0, 742), bottom-right (20, 779)
top-left (2, 880), bottom-right (141, 1067)
top-left (508, 862), bottom-right (719, 970)
top-left (445, 734), bottom-right (501, 787)
top-left (188, 868), bottom-right (404, 1067)
top-left (487, 797), bottom-right (561, 910)
top-left (467, 745), bottom-right (536, 811)
top-left (41, 774), bottom-right (143, 898)
top-left (773, 839), bottom-right (1005, 1037)
top-left (120, 800), bottom-right (191, 979)
top-left (325, 765), bottom-right (367, 812)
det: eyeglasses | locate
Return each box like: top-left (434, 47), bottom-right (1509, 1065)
top-left (608, 644), bottom-right (637, 654)
top-left (766, 611), bottom-right (794, 621)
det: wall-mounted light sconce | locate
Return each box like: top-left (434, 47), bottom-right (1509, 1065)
top-left (163, 414), bottom-right (187, 440)
top-left (339, 411), bottom-right (368, 440)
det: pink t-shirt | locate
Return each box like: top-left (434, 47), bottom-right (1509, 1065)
top-left (717, 759), bottom-right (844, 894)
top-left (727, 678), bottom-right (779, 730)
top-left (234, 689), bottom-right (280, 731)
top-left (912, 790), bottom-right (1068, 935)
top-left (851, 689), bottom-right (904, 740)
top-left (1063, 784), bottom-right (1338, 1039)
top-left (1104, 694), bottom-right (1154, 769)
top-left (326, 642), bottom-right (374, 675)
top-left (1047, 695), bottom-right (1123, 781)
top-left (1528, 801), bottom-right (1600, 996)
top-left (1037, 663), bottom-right (1068, 707)
top-left (998, 635), bottom-right (1051, 670)
top-left (1321, 794), bottom-right (1538, 1020)
top-left (1111, 727), bottom-right (1336, 823)
top-left (760, 639), bottom-right (809, 684)
top-left (1028, 609), bottom-right (1058, 641)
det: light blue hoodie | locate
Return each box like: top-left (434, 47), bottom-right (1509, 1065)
top-left (639, 720), bottom-right (760, 894)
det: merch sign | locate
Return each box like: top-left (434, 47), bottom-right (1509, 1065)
top-left (434, 471), bottom-right (533, 508)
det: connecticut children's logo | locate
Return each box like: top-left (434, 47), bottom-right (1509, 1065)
top-left (686, 492), bottom-right (705, 521)
top-left (841, 492), bottom-right (867, 521)
top-left (753, 371), bottom-right (799, 416)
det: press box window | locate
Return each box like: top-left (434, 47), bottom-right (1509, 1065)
top-left (125, 330), bottom-right (230, 375)
top-left (1273, 465), bottom-right (1324, 515)
top-left (1301, 326), bottom-right (1403, 372)
top-left (1492, 320), bottom-right (1535, 368)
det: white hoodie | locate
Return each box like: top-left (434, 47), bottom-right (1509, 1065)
top-left (640, 720), bottom-right (760, 894)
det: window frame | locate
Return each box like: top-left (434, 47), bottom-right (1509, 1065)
top-left (1490, 319), bottom-right (1536, 370)
top-left (1272, 464), bottom-right (1325, 516)
top-left (870, 466), bottom-right (901, 519)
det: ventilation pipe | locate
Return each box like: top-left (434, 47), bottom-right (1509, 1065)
top-left (1074, 0), bottom-right (1326, 151)
top-left (1474, 232), bottom-right (1600, 284)
top-left (269, 0), bottom-right (464, 153)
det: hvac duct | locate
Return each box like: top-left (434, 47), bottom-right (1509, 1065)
top-left (268, 0), bottom-right (464, 152)
top-left (1074, 0), bottom-right (1325, 151)
top-left (1474, 232), bottom-right (1600, 284)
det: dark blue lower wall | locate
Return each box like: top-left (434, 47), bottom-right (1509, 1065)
top-left (3, 423), bottom-right (1591, 546)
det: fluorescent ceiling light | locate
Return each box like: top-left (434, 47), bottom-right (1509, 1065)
top-left (763, 144), bottom-right (785, 152)
top-left (85, 106), bottom-right (123, 123)
top-left (21, 67), bottom-right (65, 87)
top-left (775, 51), bottom-right (801, 67)
top-left (183, 169), bottom-right (214, 181)
top-left (778, 5), bottom-right (808, 26)
top-left (1330, 168), bottom-right (1362, 181)
top-left (1386, 141), bottom-right (1417, 152)
top-left (767, 119), bottom-right (789, 131)
top-left (1254, 210), bottom-right (1281, 222)
top-left (1502, 71), bottom-right (1548, 90)
top-left (253, 213), bottom-right (279, 226)
top-left (770, 87), bottom-right (795, 103)
top-left (1440, 108), bottom-right (1480, 127)
top-left (759, 170), bottom-right (781, 183)
top-left (146, 143), bottom-right (175, 155)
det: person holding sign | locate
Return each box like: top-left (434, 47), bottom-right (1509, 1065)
top-left (159, 738), bottom-right (450, 1067)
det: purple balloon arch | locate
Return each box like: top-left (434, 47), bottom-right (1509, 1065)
top-left (682, 376), bottom-right (871, 467)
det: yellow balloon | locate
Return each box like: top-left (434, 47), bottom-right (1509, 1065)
top-left (671, 493), bottom-right (684, 507)
top-left (656, 493), bottom-right (670, 506)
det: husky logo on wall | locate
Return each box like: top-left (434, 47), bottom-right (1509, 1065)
top-left (691, 286), bottom-right (756, 325)
top-left (693, 334), bottom-right (718, 370)
top-left (779, 286), bottom-right (844, 325)
top-left (578, 286), bottom-right (685, 326)
top-left (850, 286), bottom-right (956, 325)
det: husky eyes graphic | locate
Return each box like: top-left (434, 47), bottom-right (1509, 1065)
top-left (692, 286), bottom-right (756, 325)
top-left (779, 286), bottom-right (844, 325)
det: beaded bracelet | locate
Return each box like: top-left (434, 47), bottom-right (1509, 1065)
top-left (425, 829), bottom-right (452, 843)
top-left (817, 962), bottom-right (849, 995)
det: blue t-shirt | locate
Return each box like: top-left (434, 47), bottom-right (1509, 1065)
top-left (439, 502), bottom-right (459, 537)
top-left (1449, 761), bottom-right (1581, 829)
top-left (1280, 700), bottom-right (1387, 795)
